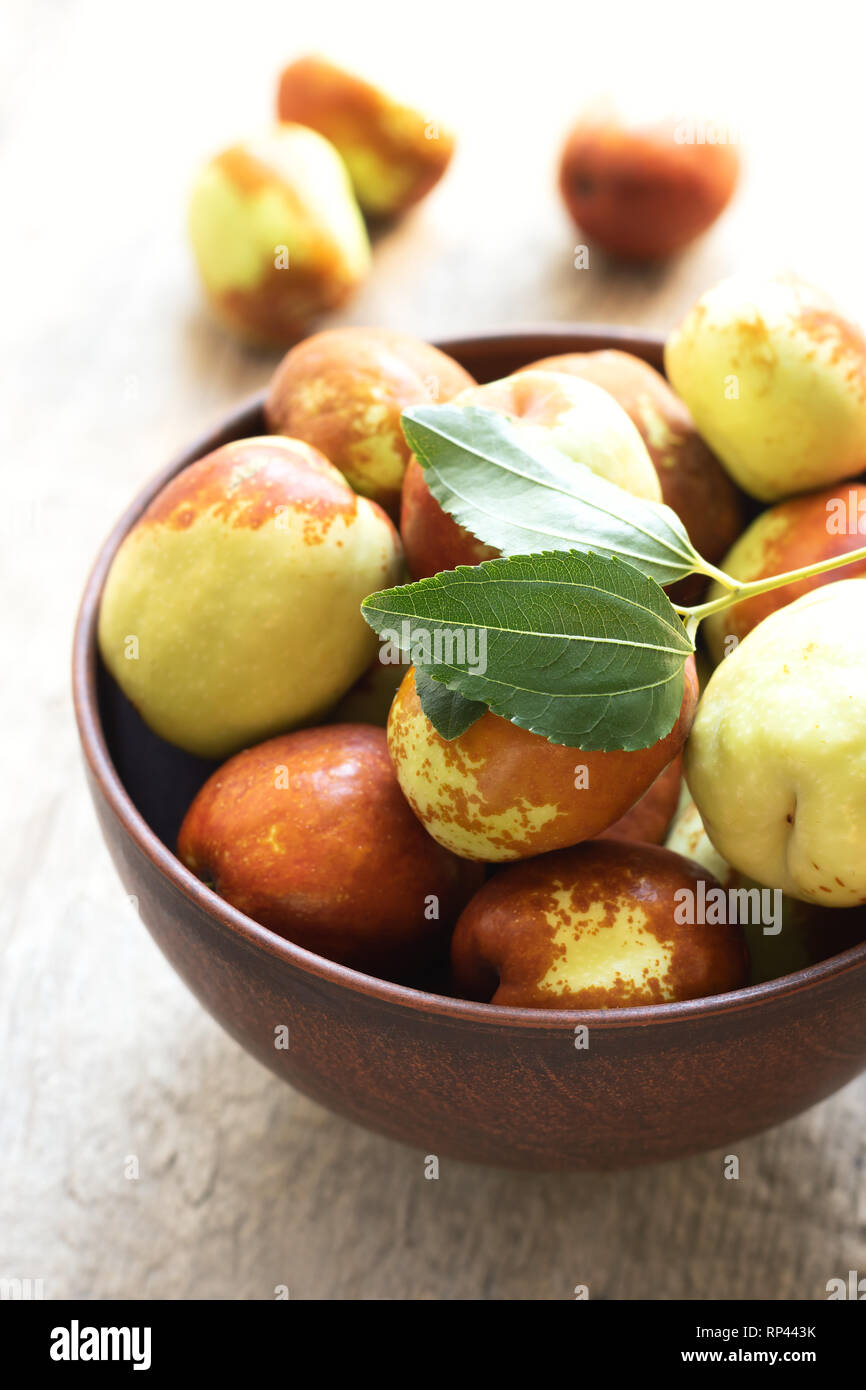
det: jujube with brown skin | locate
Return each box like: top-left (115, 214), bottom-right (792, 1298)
top-left (387, 660), bottom-right (698, 862)
top-left (451, 841), bottom-right (750, 1009)
top-left (559, 116), bottom-right (739, 261)
top-left (598, 754), bottom-right (683, 846)
top-left (177, 724), bottom-right (484, 980)
top-left (265, 326), bottom-right (475, 516)
top-left (703, 483), bottom-right (866, 663)
top-left (400, 453), bottom-right (497, 579)
top-left (276, 54), bottom-right (455, 218)
top-left (518, 349), bottom-right (745, 604)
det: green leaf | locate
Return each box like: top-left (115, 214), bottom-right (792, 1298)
top-left (414, 668), bottom-right (486, 739)
top-left (402, 403), bottom-right (700, 587)
top-left (362, 550), bottom-right (694, 751)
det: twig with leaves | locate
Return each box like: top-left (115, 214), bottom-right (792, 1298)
top-left (362, 405), bottom-right (866, 751)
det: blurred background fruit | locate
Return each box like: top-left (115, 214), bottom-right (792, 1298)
top-left (558, 111), bottom-right (739, 261)
top-left (277, 54), bottom-right (455, 218)
top-left (187, 125), bottom-right (370, 345)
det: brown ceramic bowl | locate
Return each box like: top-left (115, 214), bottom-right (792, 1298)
top-left (72, 328), bottom-right (866, 1171)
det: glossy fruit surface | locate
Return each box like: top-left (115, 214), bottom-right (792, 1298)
top-left (666, 272), bottom-right (866, 501)
top-left (703, 483), bottom-right (866, 662)
top-left (686, 580), bottom-right (866, 904)
top-left (98, 436), bottom-right (402, 758)
top-left (178, 724), bottom-right (483, 978)
top-left (387, 661), bottom-right (697, 861)
top-left (599, 754), bottom-right (683, 845)
top-left (451, 840), bottom-right (749, 1008)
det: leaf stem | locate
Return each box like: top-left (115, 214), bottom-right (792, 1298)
top-left (691, 558), bottom-right (740, 590)
top-left (676, 542), bottom-right (866, 622)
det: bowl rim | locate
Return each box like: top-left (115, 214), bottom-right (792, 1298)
top-left (72, 324), bottom-right (866, 1032)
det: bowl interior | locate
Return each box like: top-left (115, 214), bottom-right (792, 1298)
top-left (80, 327), bottom-right (866, 1019)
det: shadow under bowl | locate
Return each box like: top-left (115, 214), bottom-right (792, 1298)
top-left (72, 326), bottom-right (866, 1171)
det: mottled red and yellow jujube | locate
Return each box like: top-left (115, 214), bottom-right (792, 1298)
top-left (451, 841), bottom-right (749, 1009)
top-left (387, 661), bottom-right (698, 862)
top-left (98, 436), bottom-right (402, 758)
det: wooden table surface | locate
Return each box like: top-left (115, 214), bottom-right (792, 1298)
top-left (3, 0), bottom-right (865, 1300)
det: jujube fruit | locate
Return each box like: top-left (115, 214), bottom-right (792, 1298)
top-left (277, 55), bottom-right (454, 218)
top-left (187, 126), bottom-right (370, 345)
top-left (265, 326), bottom-right (474, 516)
top-left (559, 115), bottom-right (739, 261)
top-left (98, 436), bottom-right (402, 758)
top-left (666, 272), bottom-right (866, 501)
top-left (387, 660), bottom-right (697, 862)
top-left (451, 841), bottom-right (749, 1008)
top-left (178, 725), bottom-right (484, 978)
